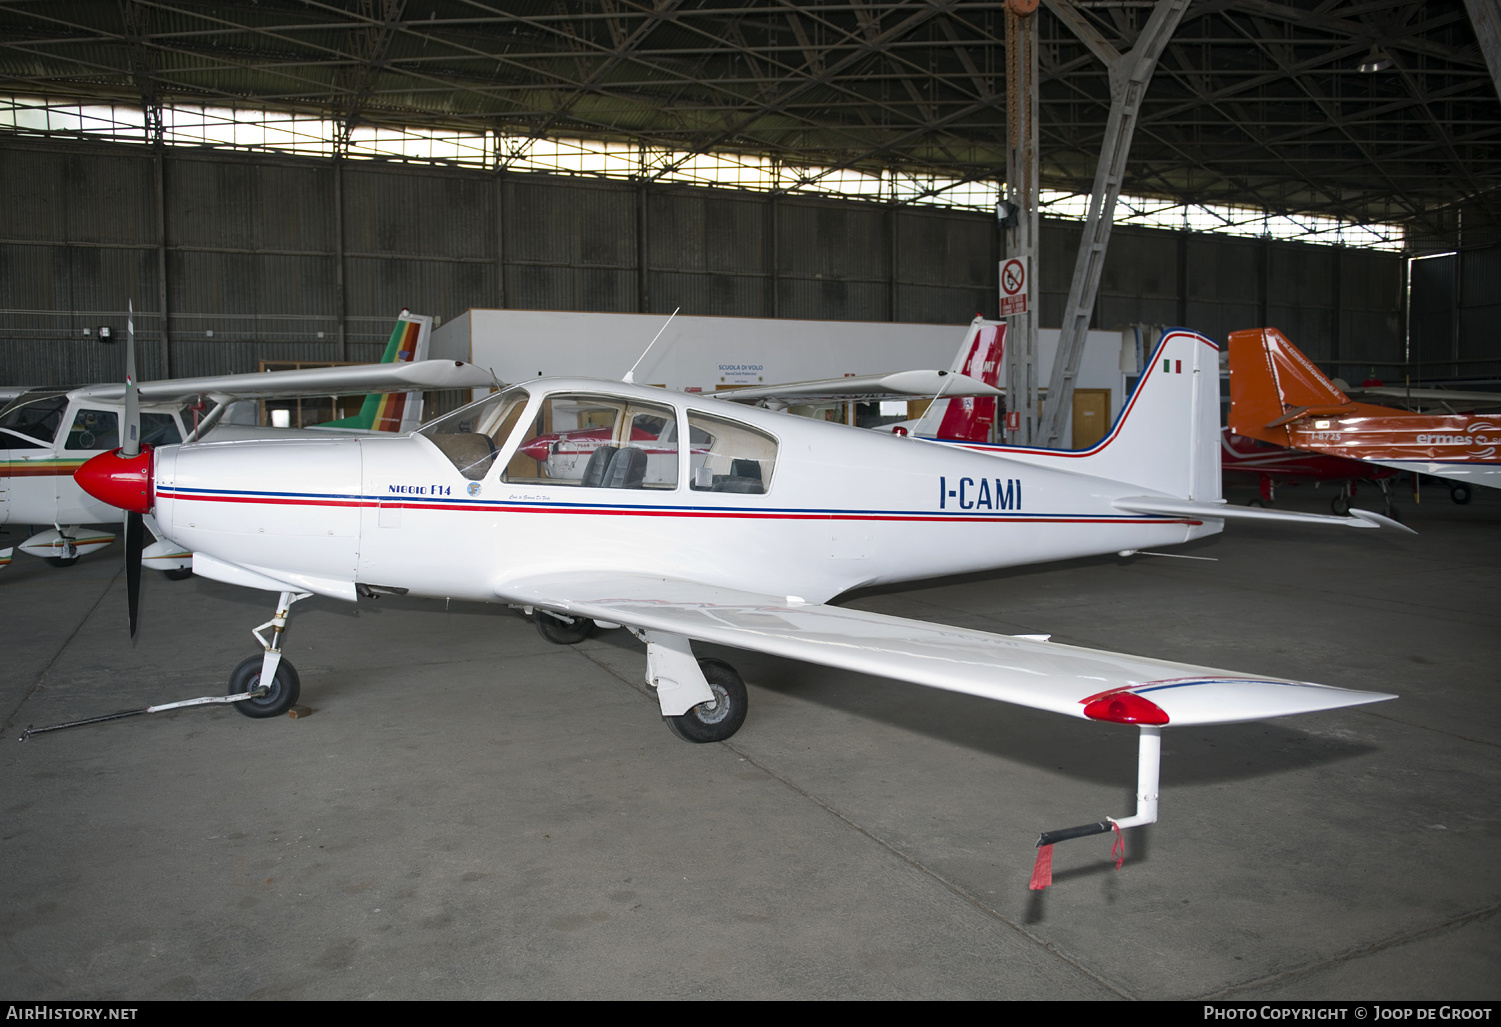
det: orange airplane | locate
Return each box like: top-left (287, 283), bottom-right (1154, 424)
top-left (1228, 328), bottom-right (1500, 501)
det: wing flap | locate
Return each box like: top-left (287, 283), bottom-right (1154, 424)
top-left (499, 572), bottom-right (1393, 727)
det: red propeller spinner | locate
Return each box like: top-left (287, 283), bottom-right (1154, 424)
top-left (75, 446), bottom-right (154, 514)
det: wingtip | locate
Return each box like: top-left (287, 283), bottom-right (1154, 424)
top-left (1349, 509), bottom-right (1418, 535)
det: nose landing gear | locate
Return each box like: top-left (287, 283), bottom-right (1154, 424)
top-left (228, 590), bottom-right (311, 718)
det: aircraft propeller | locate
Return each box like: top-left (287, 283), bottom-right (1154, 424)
top-left (122, 302), bottom-right (144, 637)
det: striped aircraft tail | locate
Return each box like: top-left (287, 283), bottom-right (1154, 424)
top-left (991, 328), bottom-right (1222, 501)
top-left (913, 317), bottom-right (1005, 443)
top-left (321, 310), bottom-right (433, 433)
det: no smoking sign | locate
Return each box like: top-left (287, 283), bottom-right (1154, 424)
top-left (998, 256), bottom-right (1029, 316)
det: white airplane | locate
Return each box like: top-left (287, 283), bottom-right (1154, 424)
top-left (0, 311), bottom-right (492, 575)
top-left (711, 316), bottom-right (1006, 443)
top-left (74, 327), bottom-right (1405, 884)
top-left (1330, 377), bottom-right (1501, 414)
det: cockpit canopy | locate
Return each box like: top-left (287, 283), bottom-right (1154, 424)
top-left (419, 384), bottom-right (778, 494)
top-left (0, 389), bottom-right (184, 451)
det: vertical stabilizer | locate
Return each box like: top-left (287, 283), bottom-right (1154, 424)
top-left (1003, 329), bottom-right (1220, 500)
top-left (914, 318), bottom-right (1005, 443)
top-left (1228, 328), bottom-right (1351, 447)
top-left (321, 311), bottom-right (433, 433)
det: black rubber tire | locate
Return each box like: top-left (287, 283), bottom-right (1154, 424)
top-left (1246, 499), bottom-right (1266, 508)
top-left (536, 610), bottom-right (595, 645)
top-left (1451, 484), bottom-right (1472, 505)
top-left (229, 654), bottom-right (301, 719)
top-left (1384, 504), bottom-right (1403, 523)
top-left (162, 567), bottom-right (193, 581)
top-left (45, 556), bottom-right (79, 568)
top-left (664, 659), bottom-right (748, 744)
top-left (1331, 494), bottom-right (1351, 516)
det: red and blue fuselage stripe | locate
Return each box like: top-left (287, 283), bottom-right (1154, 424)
top-left (156, 486), bottom-right (1198, 525)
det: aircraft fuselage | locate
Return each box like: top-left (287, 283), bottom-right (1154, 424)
top-left (152, 378), bottom-right (1219, 605)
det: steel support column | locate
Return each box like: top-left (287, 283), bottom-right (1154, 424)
top-left (1037, 0), bottom-right (1190, 448)
top-left (334, 159), bottom-right (347, 361)
top-left (1466, 0), bottom-right (1501, 103)
top-left (1002, 0), bottom-right (1040, 446)
top-left (153, 148), bottom-right (170, 379)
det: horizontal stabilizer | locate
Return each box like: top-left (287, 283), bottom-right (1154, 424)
top-left (1112, 496), bottom-right (1416, 534)
top-left (497, 571), bottom-right (1394, 727)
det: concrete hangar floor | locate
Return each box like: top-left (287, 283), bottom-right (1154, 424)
top-left (1, 484), bottom-right (1496, 1001)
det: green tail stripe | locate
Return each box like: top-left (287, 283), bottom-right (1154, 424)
top-left (321, 317), bottom-right (410, 430)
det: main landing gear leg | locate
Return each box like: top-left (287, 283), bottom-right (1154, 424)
top-left (229, 590), bottom-right (311, 719)
top-left (1378, 479), bottom-right (1402, 521)
top-left (638, 630), bottom-right (748, 743)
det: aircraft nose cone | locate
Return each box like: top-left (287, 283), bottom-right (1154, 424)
top-left (75, 447), bottom-right (154, 514)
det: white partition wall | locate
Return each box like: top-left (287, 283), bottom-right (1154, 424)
top-left (435, 309), bottom-right (1136, 446)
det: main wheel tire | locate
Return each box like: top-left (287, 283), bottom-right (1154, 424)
top-left (1331, 493), bottom-right (1351, 516)
top-left (46, 556), bottom-right (79, 568)
top-left (1247, 499), bottom-right (1267, 508)
top-left (1451, 484), bottom-right (1472, 505)
top-left (1384, 504), bottom-right (1404, 523)
top-left (664, 659), bottom-right (748, 744)
top-left (162, 567), bottom-right (193, 581)
top-left (536, 610), bottom-right (595, 645)
top-left (228, 654), bottom-right (301, 719)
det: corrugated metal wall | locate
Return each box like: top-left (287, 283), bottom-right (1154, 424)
top-left (1408, 245), bottom-right (1501, 380)
top-left (1, 136), bottom-right (1410, 388)
top-left (1042, 223), bottom-right (1405, 379)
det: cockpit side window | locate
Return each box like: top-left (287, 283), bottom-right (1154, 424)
top-left (141, 412), bottom-right (182, 446)
top-left (686, 412), bottom-right (777, 494)
top-left (64, 408), bottom-right (120, 451)
top-left (0, 393), bottom-right (69, 447)
top-left (419, 388), bottom-right (529, 481)
top-left (503, 394), bottom-right (680, 490)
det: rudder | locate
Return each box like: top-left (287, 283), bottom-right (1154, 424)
top-left (1228, 327), bottom-right (1351, 448)
top-left (915, 317), bottom-right (1005, 443)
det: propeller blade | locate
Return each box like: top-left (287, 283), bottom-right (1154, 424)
top-left (123, 301), bottom-right (140, 458)
top-left (123, 302), bottom-right (143, 636)
top-left (125, 510), bottom-right (143, 637)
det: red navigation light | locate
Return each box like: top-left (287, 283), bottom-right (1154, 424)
top-left (891, 425), bottom-right (909, 436)
top-left (1082, 690), bottom-right (1170, 725)
top-left (75, 447), bottom-right (154, 514)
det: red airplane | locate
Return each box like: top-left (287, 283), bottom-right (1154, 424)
top-left (1228, 328), bottom-right (1499, 506)
top-left (1220, 427), bottom-right (1400, 516)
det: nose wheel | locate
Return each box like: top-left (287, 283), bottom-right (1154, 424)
top-left (228, 654), bottom-right (301, 719)
top-left (229, 590), bottom-right (311, 719)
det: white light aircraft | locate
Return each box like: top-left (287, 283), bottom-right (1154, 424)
top-left (75, 327), bottom-right (1405, 882)
top-left (0, 311), bottom-right (492, 576)
top-left (712, 316), bottom-right (1006, 443)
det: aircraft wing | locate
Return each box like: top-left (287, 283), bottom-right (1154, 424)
top-left (709, 370), bottom-right (1003, 404)
top-left (1332, 381), bottom-right (1501, 409)
top-left (497, 571), bottom-right (1393, 727)
top-left (1112, 496), bottom-right (1416, 534)
top-left (71, 359), bottom-right (496, 405)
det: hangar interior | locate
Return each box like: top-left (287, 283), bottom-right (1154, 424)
top-left (1, 0), bottom-right (1499, 1002)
